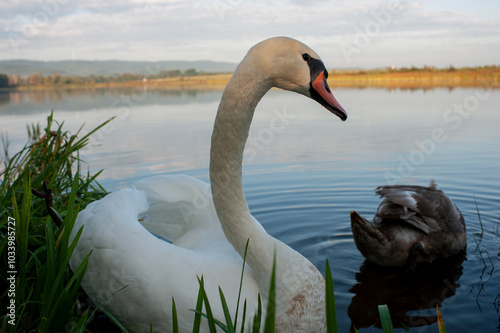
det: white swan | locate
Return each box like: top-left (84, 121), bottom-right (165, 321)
top-left (70, 37), bottom-right (347, 332)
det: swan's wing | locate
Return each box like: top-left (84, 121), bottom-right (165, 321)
top-left (133, 175), bottom-right (266, 244)
top-left (133, 175), bottom-right (223, 243)
top-left (374, 183), bottom-right (443, 233)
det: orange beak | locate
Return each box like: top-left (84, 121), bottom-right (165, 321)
top-left (311, 71), bottom-right (347, 121)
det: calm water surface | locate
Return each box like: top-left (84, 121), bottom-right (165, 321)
top-left (1, 87), bottom-right (499, 332)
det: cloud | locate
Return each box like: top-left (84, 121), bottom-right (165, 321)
top-left (0, 0), bottom-right (499, 67)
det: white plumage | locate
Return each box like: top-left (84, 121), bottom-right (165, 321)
top-left (71, 175), bottom-right (261, 331)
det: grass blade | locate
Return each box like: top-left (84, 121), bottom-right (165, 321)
top-left (437, 305), bottom-right (447, 333)
top-left (325, 259), bottom-right (338, 333)
top-left (234, 238), bottom-right (250, 330)
top-left (172, 298), bottom-right (179, 333)
top-left (252, 295), bottom-right (262, 333)
top-left (240, 299), bottom-right (247, 333)
top-left (192, 276), bottom-right (205, 333)
top-left (263, 251), bottom-right (276, 333)
top-left (378, 304), bottom-right (394, 333)
top-left (86, 286), bottom-right (129, 332)
top-left (199, 277), bottom-right (217, 333)
top-left (219, 287), bottom-right (235, 333)
top-left (473, 195), bottom-right (484, 236)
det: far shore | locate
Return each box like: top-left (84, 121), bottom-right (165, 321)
top-left (328, 68), bottom-right (499, 89)
top-left (4, 67), bottom-right (499, 91)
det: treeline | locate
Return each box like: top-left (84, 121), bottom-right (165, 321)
top-left (386, 64), bottom-right (498, 73)
top-left (0, 68), bottom-right (221, 88)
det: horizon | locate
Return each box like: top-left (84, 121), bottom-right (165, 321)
top-left (1, 1), bottom-right (499, 69)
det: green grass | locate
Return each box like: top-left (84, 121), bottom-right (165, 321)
top-left (0, 112), bottom-right (435, 332)
top-left (325, 259), bottom-right (338, 333)
top-left (378, 305), bottom-right (394, 333)
top-left (0, 112), bottom-right (109, 332)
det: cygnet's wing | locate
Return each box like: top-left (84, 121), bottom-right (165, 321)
top-left (374, 181), bottom-right (444, 234)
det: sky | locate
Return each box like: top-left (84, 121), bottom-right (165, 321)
top-left (1, 0), bottom-right (499, 69)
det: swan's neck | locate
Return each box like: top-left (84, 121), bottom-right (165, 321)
top-left (209, 58), bottom-right (276, 288)
top-left (209, 54), bottom-right (326, 328)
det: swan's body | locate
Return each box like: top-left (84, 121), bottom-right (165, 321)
top-left (70, 37), bottom-right (347, 332)
top-left (350, 180), bottom-right (466, 270)
top-left (71, 175), bottom-right (262, 331)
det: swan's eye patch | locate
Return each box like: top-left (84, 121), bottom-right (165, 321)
top-left (302, 53), bottom-right (311, 61)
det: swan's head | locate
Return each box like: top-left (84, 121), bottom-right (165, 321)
top-left (246, 37), bottom-right (347, 121)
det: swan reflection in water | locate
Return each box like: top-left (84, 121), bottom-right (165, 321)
top-left (348, 251), bottom-right (466, 332)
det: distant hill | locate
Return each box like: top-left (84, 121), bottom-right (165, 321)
top-left (0, 60), bottom-right (238, 77)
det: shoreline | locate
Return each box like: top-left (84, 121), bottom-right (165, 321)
top-left (3, 69), bottom-right (499, 91)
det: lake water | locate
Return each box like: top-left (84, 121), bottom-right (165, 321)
top-left (1, 86), bottom-right (499, 332)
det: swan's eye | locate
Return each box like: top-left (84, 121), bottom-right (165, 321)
top-left (302, 53), bottom-right (311, 61)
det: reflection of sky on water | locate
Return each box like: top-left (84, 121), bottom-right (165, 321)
top-left (1, 87), bottom-right (499, 192)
